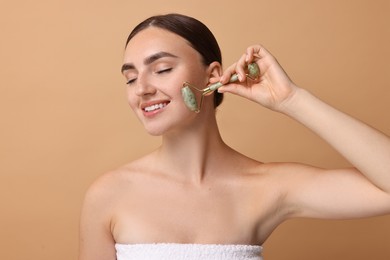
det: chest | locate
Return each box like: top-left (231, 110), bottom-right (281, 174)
top-left (111, 179), bottom-right (282, 245)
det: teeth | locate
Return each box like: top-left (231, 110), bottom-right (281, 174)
top-left (144, 103), bottom-right (167, 112)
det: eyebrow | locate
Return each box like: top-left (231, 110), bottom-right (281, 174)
top-left (121, 51), bottom-right (178, 73)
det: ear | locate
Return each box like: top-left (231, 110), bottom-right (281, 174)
top-left (206, 61), bottom-right (223, 85)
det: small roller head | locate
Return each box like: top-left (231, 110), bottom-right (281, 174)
top-left (181, 85), bottom-right (199, 112)
top-left (247, 63), bottom-right (260, 79)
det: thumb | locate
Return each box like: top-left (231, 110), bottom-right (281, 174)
top-left (217, 83), bottom-right (247, 97)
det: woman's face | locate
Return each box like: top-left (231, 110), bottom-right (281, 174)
top-left (122, 27), bottom-right (211, 136)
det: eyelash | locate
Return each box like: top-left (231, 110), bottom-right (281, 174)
top-left (126, 79), bottom-right (136, 85)
top-left (126, 68), bottom-right (172, 85)
top-left (156, 68), bottom-right (172, 74)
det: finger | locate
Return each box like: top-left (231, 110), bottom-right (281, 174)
top-left (236, 54), bottom-right (248, 82)
top-left (246, 44), bottom-right (272, 63)
top-left (217, 83), bottom-right (252, 101)
top-left (219, 62), bottom-right (237, 84)
top-left (217, 84), bottom-right (241, 95)
top-left (220, 45), bottom-right (270, 84)
top-left (245, 47), bottom-right (255, 63)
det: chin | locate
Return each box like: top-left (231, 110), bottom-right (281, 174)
top-left (145, 128), bottom-right (165, 136)
top-left (142, 122), bottom-right (171, 136)
top-left (141, 110), bottom-right (197, 136)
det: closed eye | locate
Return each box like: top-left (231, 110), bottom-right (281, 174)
top-left (156, 68), bottom-right (172, 74)
top-left (126, 68), bottom-right (172, 85)
top-left (126, 78), bottom-right (137, 85)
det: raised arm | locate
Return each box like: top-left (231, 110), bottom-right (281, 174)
top-left (218, 45), bottom-right (390, 219)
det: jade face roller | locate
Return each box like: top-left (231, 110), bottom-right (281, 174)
top-left (181, 62), bottom-right (260, 112)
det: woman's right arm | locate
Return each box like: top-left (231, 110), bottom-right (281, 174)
top-left (79, 177), bottom-right (117, 260)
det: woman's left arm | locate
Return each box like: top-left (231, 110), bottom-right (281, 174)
top-left (282, 86), bottom-right (390, 193)
top-left (278, 88), bottom-right (390, 218)
top-left (218, 45), bottom-right (390, 218)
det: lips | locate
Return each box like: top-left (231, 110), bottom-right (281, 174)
top-left (141, 101), bottom-right (170, 113)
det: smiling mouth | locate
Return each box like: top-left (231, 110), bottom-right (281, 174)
top-left (143, 102), bottom-right (169, 112)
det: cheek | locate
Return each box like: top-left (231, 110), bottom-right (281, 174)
top-left (184, 66), bottom-right (209, 89)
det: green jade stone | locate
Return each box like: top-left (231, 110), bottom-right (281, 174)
top-left (208, 62), bottom-right (259, 92)
top-left (181, 86), bottom-right (198, 112)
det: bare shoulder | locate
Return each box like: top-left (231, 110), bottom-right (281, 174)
top-left (246, 161), bottom-right (319, 181)
top-left (259, 161), bottom-right (319, 173)
top-left (79, 156), bottom-right (155, 260)
top-left (242, 161), bottom-right (325, 204)
top-left (228, 148), bottom-right (319, 176)
top-left (256, 161), bottom-right (332, 184)
top-left (252, 161), bottom-right (328, 193)
top-left (83, 154), bottom-right (154, 208)
top-left (94, 161), bottom-right (142, 186)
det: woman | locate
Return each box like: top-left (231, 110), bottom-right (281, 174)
top-left (79, 13), bottom-right (390, 260)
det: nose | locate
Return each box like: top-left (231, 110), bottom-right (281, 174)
top-left (134, 73), bottom-right (157, 96)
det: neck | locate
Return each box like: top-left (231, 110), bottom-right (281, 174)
top-left (156, 111), bottom-right (229, 184)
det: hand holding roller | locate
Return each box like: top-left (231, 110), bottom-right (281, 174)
top-left (181, 62), bottom-right (260, 113)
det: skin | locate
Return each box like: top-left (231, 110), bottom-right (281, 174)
top-left (79, 27), bottom-right (390, 260)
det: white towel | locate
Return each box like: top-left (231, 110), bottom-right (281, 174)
top-left (115, 243), bottom-right (263, 260)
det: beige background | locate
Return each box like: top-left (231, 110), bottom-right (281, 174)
top-left (1, 0), bottom-right (389, 259)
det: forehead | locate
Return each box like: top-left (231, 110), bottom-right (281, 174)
top-left (124, 27), bottom-right (199, 63)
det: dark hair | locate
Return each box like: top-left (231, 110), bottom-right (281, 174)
top-left (125, 13), bottom-right (224, 108)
